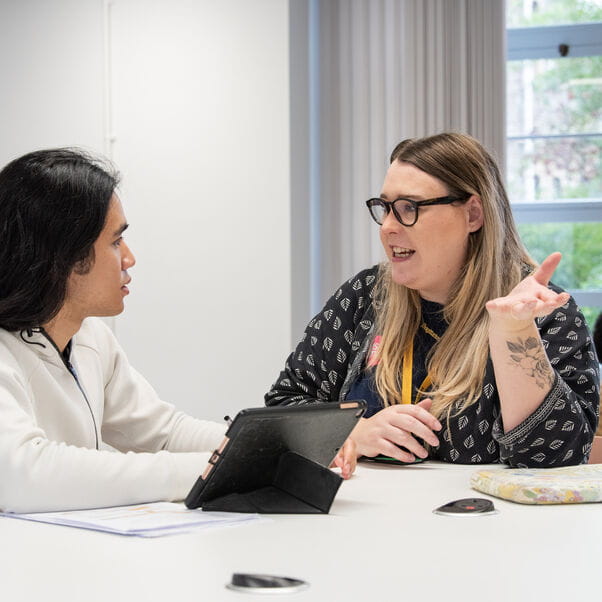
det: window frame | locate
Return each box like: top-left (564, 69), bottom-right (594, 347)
top-left (506, 21), bottom-right (602, 311)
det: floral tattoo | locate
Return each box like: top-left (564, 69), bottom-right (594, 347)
top-left (506, 337), bottom-right (554, 389)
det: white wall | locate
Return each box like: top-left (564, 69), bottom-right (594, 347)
top-left (0, 0), bottom-right (105, 156)
top-left (110, 0), bottom-right (292, 420)
top-left (0, 0), bottom-right (294, 421)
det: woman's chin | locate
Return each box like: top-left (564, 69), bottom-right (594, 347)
top-left (389, 265), bottom-right (416, 288)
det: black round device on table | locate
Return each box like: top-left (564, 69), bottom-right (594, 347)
top-left (433, 497), bottom-right (497, 516)
top-left (226, 573), bottom-right (309, 594)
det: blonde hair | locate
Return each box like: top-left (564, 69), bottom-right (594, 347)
top-left (374, 132), bottom-right (536, 420)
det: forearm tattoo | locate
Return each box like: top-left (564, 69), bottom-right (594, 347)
top-left (506, 337), bottom-right (554, 389)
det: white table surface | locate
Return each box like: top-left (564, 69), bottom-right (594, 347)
top-left (2, 461), bottom-right (600, 602)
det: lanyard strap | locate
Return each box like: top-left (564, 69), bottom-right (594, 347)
top-left (401, 322), bottom-right (440, 405)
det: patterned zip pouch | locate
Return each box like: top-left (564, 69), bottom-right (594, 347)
top-left (470, 464), bottom-right (602, 504)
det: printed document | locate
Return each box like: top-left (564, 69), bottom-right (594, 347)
top-left (0, 502), bottom-right (262, 537)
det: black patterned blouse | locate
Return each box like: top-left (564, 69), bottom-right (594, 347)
top-left (265, 266), bottom-right (600, 467)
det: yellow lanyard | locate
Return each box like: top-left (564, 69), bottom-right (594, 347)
top-left (401, 322), bottom-right (440, 405)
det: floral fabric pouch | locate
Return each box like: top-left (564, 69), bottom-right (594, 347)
top-left (470, 464), bottom-right (602, 504)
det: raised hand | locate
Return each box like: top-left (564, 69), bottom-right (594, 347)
top-left (486, 252), bottom-right (570, 328)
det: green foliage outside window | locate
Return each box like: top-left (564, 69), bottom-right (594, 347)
top-left (518, 222), bottom-right (602, 328)
top-left (507, 0), bottom-right (602, 27)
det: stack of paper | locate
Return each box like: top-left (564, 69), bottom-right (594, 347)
top-left (0, 502), bottom-right (262, 537)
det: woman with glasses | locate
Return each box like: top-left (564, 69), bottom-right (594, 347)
top-left (266, 132), bottom-right (599, 467)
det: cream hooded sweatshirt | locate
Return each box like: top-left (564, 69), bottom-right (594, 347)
top-left (0, 318), bottom-right (226, 513)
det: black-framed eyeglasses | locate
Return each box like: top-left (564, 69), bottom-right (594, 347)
top-left (365, 195), bottom-right (468, 227)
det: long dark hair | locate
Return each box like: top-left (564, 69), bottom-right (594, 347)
top-left (0, 148), bottom-right (120, 331)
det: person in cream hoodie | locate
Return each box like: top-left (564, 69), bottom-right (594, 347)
top-left (0, 148), bottom-right (228, 513)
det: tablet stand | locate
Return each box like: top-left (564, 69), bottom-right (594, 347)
top-left (201, 451), bottom-right (343, 514)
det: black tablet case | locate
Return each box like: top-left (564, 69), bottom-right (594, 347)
top-left (185, 402), bottom-right (365, 514)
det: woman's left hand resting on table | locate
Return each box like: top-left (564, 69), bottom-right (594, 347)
top-left (486, 252), bottom-right (571, 432)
